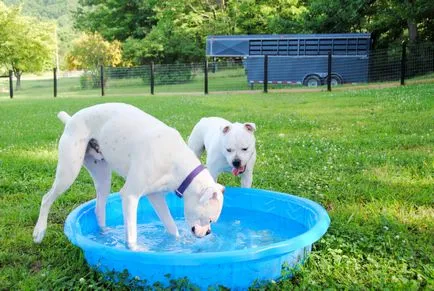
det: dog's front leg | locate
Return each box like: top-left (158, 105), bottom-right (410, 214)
top-left (120, 194), bottom-right (140, 250)
top-left (241, 170), bottom-right (253, 188)
top-left (147, 193), bottom-right (179, 237)
top-left (241, 152), bottom-right (256, 188)
top-left (206, 155), bottom-right (223, 182)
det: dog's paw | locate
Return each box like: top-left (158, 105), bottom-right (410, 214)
top-left (33, 228), bottom-right (46, 243)
top-left (167, 227), bottom-right (179, 238)
top-left (127, 242), bottom-right (148, 252)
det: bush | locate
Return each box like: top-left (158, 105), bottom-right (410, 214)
top-left (106, 66), bottom-right (149, 80)
top-left (79, 72), bottom-right (94, 89)
top-left (80, 71), bottom-right (108, 89)
top-left (141, 64), bottom-right (195, 85)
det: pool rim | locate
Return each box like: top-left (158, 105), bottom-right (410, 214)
top-left (64, 187), bottom-right (330, 265)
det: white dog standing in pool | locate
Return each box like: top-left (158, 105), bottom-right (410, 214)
top-left (188, 117), bottom-right (257, 188)
top-left (33, 103), bottom-right (224, 250)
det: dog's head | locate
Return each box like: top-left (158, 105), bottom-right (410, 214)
top-left (184, 180), bottom-right (225, 238)
top-left (221, 122), bottom-right (256, 176)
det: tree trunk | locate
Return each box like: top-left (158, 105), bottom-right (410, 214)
top-left (14, 71), bottom-right (22, 90)
top-left (408, 21), bottom-right (417, 42)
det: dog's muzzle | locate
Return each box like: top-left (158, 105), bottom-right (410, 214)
top-left (191, 226), bottom-right (211, 237)
top-left (231, 159), bottom-right (246, 176)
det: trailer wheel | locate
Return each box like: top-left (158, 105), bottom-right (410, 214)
top-left (303, 75), bottom-right (321, 87)
top-left (330, 74), bottom-right (343, 86)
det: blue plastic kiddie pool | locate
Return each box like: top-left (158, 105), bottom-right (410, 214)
top-left (64, 187), bottom-right (330, 289)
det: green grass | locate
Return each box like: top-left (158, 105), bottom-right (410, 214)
top-left (0, 84), bottom-right (433, 289)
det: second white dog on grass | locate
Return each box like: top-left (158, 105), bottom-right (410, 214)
top-left (188, 117), bottom-right (257, 188)
top-left (33, 103), bottom-right (224, 251)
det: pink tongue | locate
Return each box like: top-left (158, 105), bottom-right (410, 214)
top-left (232, 166), bottom-right (244, 176)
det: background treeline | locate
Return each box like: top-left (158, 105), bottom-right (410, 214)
top-left (2, 0), bottom-right (434, 68)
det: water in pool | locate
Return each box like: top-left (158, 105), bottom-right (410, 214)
top-left (87, 208), bottom-right (307, 253)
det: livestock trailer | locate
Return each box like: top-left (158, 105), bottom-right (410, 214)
top-left (206, 34), bottom-right (372, 86)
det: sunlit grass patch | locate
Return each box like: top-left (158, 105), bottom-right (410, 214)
top-left (369, 164), bottom-right (433, 186)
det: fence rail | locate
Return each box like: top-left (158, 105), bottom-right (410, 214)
top-left (1, 43), bottom-right (434, 99)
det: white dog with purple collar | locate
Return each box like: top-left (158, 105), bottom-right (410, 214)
top-left (33, 103), bottom-right (224, 250)
top-left (188, 117), bottom-right (257, 188)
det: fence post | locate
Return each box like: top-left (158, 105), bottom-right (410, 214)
top-left (8, 70), bottom-right (13, 99)
top-left (400, 42), bottom-right (407, 86)
top-left (53, 67), bottom-right (57, 98)
top-left (150, 62), bottom-right (155, 95)
top-left (263, 55), bottom-right (268, 93)
top-left (327, 50), bottom-right (332, 91)
top-left (204, 58), bottom-right (209, 95)
top-left (100, 65), bottom-right (105, 96)
top-left (432, 47), bottom-right (434, 73)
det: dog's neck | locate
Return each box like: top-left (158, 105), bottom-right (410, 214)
top-left (171, 149), bottom-right (210, 197)
top-left (175, 165), bottom-right (206, 198)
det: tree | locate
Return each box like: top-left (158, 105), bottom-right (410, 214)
top-left (226, 0), bottom-right (306, 34)
top-left (74, 0), bottom-right (157, 41)
top-left (65, 32), bottom-right (122, 87)
top-left (3, 0), bottom-right (80, 69)
top-left (74, 0), bottom-right (307, 64)
top-left (0, 2), bottom-right (56, 89)
top-left (303, 0), bottom-right (434, 48)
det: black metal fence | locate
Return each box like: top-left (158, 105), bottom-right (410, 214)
top-left (1, 43), bottom-right (433, 99)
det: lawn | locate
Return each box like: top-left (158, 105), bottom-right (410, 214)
top-left (0, 83), bottom-right (433, 289)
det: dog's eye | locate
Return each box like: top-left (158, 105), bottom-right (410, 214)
top-left (226, 148), bottom-right (232, 152)
top-left (242, 147), bottom-right (248, 151)
top-left (209, 219), bottom-right (213, 223)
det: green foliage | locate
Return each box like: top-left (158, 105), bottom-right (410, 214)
top-left (2, 0), bottom-right (79, 69)
top-left (153, 64), bottom-right (195, 85)
top-left (66, 32), bottom-right (121, 88)
top-left (226, 0), bottom-right (306, 34)
top-left (66, 32), bottom-right (122, 71)
top-left (0, 2), bottom-right (56, 89)
top-left (75, 0), bottom-right (307, 64)
top-left (74, 0), bottom-right (157, 41)
top-left (72, 0), bottom-right (434, 63)
top-left (79, 71), bottom-right (101, 89)
top-left (303, 0), bottom-right (434, 48)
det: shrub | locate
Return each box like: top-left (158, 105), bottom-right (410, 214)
top-left (80, 71), bottom-right (108, 89)
top-left (141, 64), bottom-right (195, 85)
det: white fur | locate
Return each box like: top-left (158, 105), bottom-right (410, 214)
top-left (188, 117), bottom-right (257, 188)
top-left (33, 103), bottom-right (224, 250)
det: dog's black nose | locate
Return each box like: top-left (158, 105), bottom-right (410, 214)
top-left (191, 226), bottom-right (195, 233)
top-left (232, 159), bottom-right (241, 168)
top-left (206, 229), bottom-right (211, 236)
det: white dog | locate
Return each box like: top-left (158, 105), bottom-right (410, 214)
top-left (33, 103), bottom-right (224, 250)
top-left (188, 117), bottom-right (256, 188)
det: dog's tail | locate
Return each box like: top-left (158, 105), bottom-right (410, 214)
top-left (57, 111), bottom-right (71, 125)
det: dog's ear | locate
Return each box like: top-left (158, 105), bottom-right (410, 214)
top-left (199, 188), bottom-right (214, 205)
top-left (244, 123), bottom-right (256, 132)
top-left (221, 125), bottom-right (231, 134)
top-left (200, 187), bottom-right (223, 204)
top-left (212, 191), bottom-right (223, 201)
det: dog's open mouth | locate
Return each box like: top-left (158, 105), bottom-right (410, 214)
top-left (232, 165), bottom-right (246, 176)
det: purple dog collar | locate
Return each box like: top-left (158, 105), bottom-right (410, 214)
top-left (175, 165), bottom-right (206, 198)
